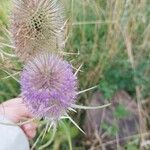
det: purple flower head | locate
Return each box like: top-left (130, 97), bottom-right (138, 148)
top-left (10, 0), bottom-right (65, 61)
top-left (21, 52), bottom-right (78, 121)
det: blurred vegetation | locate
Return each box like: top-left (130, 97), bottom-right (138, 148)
top-left (0, 0), bottom-right (150, 149)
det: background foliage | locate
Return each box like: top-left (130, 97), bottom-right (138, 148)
top-left (0, 0), bottom-right (150, 149)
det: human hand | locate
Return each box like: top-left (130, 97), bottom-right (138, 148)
top-left (0, 98), bottom-right (37, 139)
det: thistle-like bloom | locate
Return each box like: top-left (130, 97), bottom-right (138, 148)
top-left (10, 0), bottom-right (65, 61)
top-left (21, 53), bottom-right (77, 121)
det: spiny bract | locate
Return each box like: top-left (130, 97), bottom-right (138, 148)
top-left (10, 0), bottom-right (65, 61)
top-left (21, 52), bottom-right (77, 121)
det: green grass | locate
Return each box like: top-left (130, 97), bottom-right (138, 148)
top-left (0, 0), bottom-right (150, 149)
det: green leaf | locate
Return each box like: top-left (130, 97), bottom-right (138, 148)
top-left (101, 122), bottom-right (118, 137)
top-left (114, 104), bottom-right (129, 119)
top-left (126, 144), bottom-right (138, 150)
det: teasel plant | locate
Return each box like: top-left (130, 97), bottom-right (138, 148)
top-left (20, 52), bottom-right (111, 149)
top-left (0, 0), bottom-right (68, 81)
top-left (0, 0), bottom-right (74, 66)
top-left (10, 0), bottom-right (66, 61)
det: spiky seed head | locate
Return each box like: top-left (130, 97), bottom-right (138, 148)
top-left (10, 0), bottom-right (65, 61)
top-left (21, 52), bottom-right (77, 121)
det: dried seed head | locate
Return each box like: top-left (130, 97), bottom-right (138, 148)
top-left (21, 52), bottom-right (77, 121)
top-left (10, 0), bottom-right (65, 61)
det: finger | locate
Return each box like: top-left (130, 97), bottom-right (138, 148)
top-left (21, 123), bottom-right (37, 139)
top-left (21, 122), bottom-right (37, 131)
top-left (15, 98), bottom-right (33, 118)
top-left (27, 129), bottom-right (36, 139)
top-left (5, 98), bottom-right (32, 117)
top-left (22, 124), bottom-right (37, 139)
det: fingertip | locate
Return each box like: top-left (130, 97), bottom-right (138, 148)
top-left (21, 122), bottom-right (37, 130)
top-left (28, 130), bottom-right (36, 139)
top-left (21, 123), bottom-right (37, 139)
